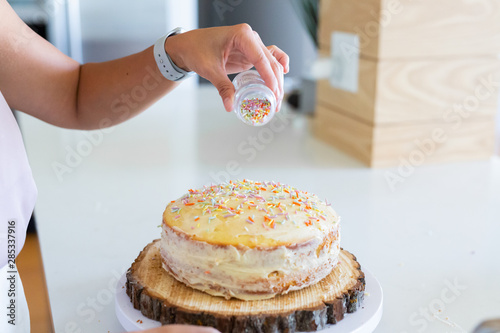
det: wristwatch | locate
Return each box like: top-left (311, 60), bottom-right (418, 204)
top-left (154, 27), bottom-right (195, 81)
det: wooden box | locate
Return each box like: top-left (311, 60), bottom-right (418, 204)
top-left (314, 104), bottom-right (496, 167)
top-left (318, 0), bottom-right (500, 59)
top-left (314, 0), bottom-right (500, 167)
top-left (317, 53), bottom-right (500, 125)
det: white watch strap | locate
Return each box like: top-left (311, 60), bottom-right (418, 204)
top-left (154, 28), bottom-right (194, 81)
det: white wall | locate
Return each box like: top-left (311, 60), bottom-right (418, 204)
top-left (79, 0), bottom-right (197, 62)
top-left (198, 0), bottom-right (317, 80)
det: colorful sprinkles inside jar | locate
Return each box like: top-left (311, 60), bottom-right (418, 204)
top-left (232, 70), bottom-right (277, 126)
top-left (238, 97), bottom-right (272, 126)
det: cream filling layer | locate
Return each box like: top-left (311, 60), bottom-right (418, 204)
top-left (160, 224), bottom-right (341, 300)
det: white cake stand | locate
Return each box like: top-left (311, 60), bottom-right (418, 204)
top-left (115, 267), bottom-right (382, 333)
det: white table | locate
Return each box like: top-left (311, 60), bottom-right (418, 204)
top-left (19, 86), bottom-right (500, 333)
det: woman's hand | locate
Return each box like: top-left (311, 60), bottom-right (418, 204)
top-left (134, 325), bottom-right (220, 333)
top-left (166, 24), bottom-right (290, 112)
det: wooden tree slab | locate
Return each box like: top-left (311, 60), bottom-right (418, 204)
top-left (126, 240), bottom-right (365, 333)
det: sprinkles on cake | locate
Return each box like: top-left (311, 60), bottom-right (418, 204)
top-left (169, 180), bottom-right (334, 231)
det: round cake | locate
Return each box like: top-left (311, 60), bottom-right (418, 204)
top-left (160, 180), bottom-right (341, 301)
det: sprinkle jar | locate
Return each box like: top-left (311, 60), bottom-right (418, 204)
top-left (232, 70), bottom-right (277, 126)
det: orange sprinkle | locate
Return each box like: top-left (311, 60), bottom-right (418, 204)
top-left (185, 203), bottom-right (194, 206)
top-left (197, 199), bottom-right (204, 202)
top-left (170, 200), bottom-right (175, 203)
top-left (305, 220), bottom-right (312, 226)
top-left (195, 217), bottom-right (200, 221)
top-left (204, 270), bottom-right (210, 274)
top-left (260, 187), bottom-right (267, 191)
top-left (269, 220), bottom-right (275, 228)
top-left (284, 189), bottom-right (290, 193)
top-left (292, 201), bottom-right (301, 206)
top-left (248, 216), bottom-right (255, 223)
top-left (273, 190), bottom-right (279, 193)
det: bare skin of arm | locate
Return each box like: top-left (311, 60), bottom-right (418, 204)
top-left (0, 0), bottom-right (289, 130)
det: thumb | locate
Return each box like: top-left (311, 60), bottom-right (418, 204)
top-left (209, 72), bottom-right (235, 112)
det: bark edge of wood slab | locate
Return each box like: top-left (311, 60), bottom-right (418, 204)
top-left (126, 239), bottom-right (365, 333)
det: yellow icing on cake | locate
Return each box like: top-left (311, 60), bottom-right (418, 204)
top-left (163, 180), bottom-right (339, 248)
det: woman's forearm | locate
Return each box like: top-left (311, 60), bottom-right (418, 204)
top-left (75, 46), bottom-right (178, 130)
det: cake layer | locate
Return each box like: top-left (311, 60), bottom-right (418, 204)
top-left (160, 223), bottom-right (340, 300)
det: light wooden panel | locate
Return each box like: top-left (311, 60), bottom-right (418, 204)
top-left (314, 104), bottom-right (374, 165)
top-left (314, 104), bottom-right (496, 167)
top-left (319, 0), bottom-right (381, 58)
top-left (317, 54), bottom-right (500, 125)
top-left (319, 0), bottom-right (500, 59)
top-left (316, 50), bottom-right (377, 124)
top-left (371, 114), bottom-right (496, 167)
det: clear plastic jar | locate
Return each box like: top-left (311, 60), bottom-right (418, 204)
top-left (232, 70), bottom-right (277, 126)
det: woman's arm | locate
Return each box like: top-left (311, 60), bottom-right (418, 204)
top-left (0, 0), bottom-right (289, 130)
top-left (0, 0), bottom-right (177, 129)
